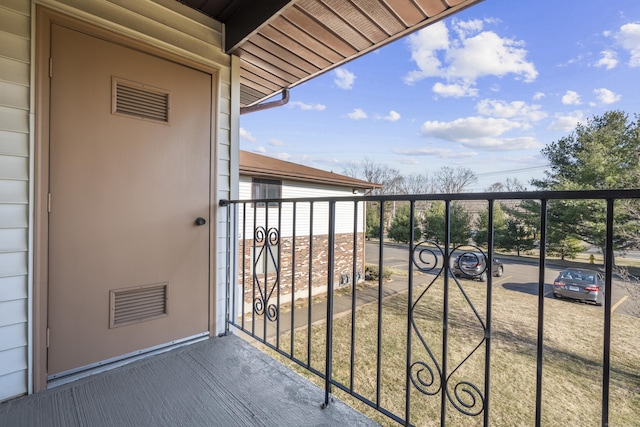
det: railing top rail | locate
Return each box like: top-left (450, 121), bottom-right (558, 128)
top-left (220, 188), bottom-right (640, 206)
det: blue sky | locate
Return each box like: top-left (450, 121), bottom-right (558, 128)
top-left (239, 0), bottom-right (640, 191)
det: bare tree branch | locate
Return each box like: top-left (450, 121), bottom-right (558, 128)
top-left (433, 166), bottom-right (478, 193)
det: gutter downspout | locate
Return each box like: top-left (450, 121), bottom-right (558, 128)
top-left (240, 88), bottom-right (289, 115)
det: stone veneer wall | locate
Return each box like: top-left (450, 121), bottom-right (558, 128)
top-left (238, 233), bottom-right (365, 305)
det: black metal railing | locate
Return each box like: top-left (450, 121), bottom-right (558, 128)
top-left (221, 189), bottom-right (640, 427)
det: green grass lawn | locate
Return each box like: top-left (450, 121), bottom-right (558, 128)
top-left (258, 277), bottom-right (640, 426)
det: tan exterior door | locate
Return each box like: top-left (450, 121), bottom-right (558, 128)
top-left (47, 24), bottom-right (212, 376)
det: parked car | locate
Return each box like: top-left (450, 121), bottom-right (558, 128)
top-left (452, 252), bottom-right (504, 282)
top-left (552, 268), bottom-right (605, 306)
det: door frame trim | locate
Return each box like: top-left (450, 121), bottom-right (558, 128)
top-left (34, 6), bottom-right (220, 392)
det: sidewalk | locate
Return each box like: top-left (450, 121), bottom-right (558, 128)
top-left (241, 274), bottom-right (419, 340)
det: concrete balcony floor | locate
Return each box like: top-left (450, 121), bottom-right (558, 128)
top-left (0, 334), bottom-right (378, 426)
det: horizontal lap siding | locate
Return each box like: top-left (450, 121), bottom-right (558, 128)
top-left (238, 178), bottom-right (365, 239)
top-left (0, 0), bottom-right (30, 402)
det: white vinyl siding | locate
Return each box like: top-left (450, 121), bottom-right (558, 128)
top-left (238, 177), bottom-right (365, 240)
top-left (0, 0), bottom-right (30, 402)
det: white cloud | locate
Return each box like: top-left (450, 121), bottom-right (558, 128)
top-left (404, 21), bottom-right (449, 85)
top-left (476, 99), bottom-right (547, 122)
top-left (334, 68), bottom-right (356, 89)
top-left (593, 88), bottom-right (621, 105)
top-left (595, 50), bottom-right (618, 70)
top-left (395, 147), bottom-right (478, 159)
top-left (616, 22), bottom-right (640, 67)
top-left (419, 116), bottom-right (540, 150)
top-left (547, 111), bottom-right (584, 132)
top-left (561, 90), bottom-right (582, 105)
top-left (269, 139), bottom-right (285, 147)
top-left (289, 101), bottom-right (326, 111)
top-left (432, 82), bottom-right (478, 98)
top-left (533, 92), bottom-right (545, 100)
top-left (381, 110), bottom-right (401, 122)
top-left (399, 157), bottom-right (419, 165)
top-left (240, 127), bottom-right (256, 142)
top-left (275, 152), bottom-right (291, 161)
top-left (421, 116), bottom-right (521, 139)
top-left (452, 18), bottom-right (484, 38)
top-left (254, 146), bottom-right (266, 153)
top-left (404, 19), bottom-right (537, 91)
top-left (558, 54), bottom-right (584, 68)
top-left (448, 31), bottom-right (538, 82)
top-left (347, 108), bottom-right (367, 120)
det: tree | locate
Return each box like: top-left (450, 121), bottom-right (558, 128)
top-left (342, 158), bottom-right (403, 195)
top-left (432, 166), bottom-right (478, 193)
top-left (343, 158), bottom-right (405, 235)
top-left (499, 202), bottom-right (539, 255)
top-left (485, 177), bottom-right (527, 192)
top-left (422, 201), bottom-right (473, 247)
top-left (388, 204), bottom-right (422, 243)
top-left (534, 111), bottom-right (640, 191)
top-left (501, 218), bottom-right (536, 256)
top-left (533, 110), bottom-right (640, 256)
top-left (398, 173), bottom-right (433, 195)
top-left (475, 203), bottom-right (507, 248)
top-left (365, 202), bottom-right (381, 239)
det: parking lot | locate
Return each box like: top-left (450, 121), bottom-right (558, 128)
top-left (365, 241), bottom-right (636, 317)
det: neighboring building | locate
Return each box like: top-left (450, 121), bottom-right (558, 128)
top-left (0, 0), bottom-right (482, 402)
top-left (236, 151), bottom-right (381, 311)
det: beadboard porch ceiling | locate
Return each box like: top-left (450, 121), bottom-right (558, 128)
top-left (178, 0), bottom-right (485, 107)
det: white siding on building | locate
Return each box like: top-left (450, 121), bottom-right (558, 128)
top-left (0, 0), bottom-right (30, 402)
top-left (237, 177), bottom-right (365, 240)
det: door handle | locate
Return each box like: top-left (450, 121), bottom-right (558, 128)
top-left (195, 217), bottom-right (206, 226)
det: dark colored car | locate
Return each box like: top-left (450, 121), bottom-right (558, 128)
top-left (552, 268), bottom-right (605, 306)
top-left (452, 252), bottom-right (504, 282)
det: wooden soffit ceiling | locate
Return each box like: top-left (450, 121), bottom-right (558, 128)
top-left (178, 0), bottom-right (485, 107)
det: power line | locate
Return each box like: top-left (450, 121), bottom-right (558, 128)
top-left (476, 165), bottom-right (548, 177)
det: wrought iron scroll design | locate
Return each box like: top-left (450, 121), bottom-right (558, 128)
top-left (253, 226), bottom-right (280, 321)
top-left (409, 242), bottom-right (487, 418)
top-left (446, 245), bottom-right (487, 416)
top-left (409, 242), bottom-right (445, 396)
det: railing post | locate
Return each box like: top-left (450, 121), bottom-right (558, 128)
top-left (350, 200), bottom-right (359, 393)
top-left (405, 201), bottom-right (416, 426)
top-left (220, 199), bottom-right (231, 335)
top-left (441, 200), bottom-right (451, 427)
top-left (535, 198), bottom-right (548, 426)
top-left (376, 201), bottom-right (385, 408)
top-left (323, 201), bottom-right (336, 408)
top-left (602, 199), bottom-right (614, 426)
top-left (484, 200), bottom-right (494, 426)
top-left (307, 202), bottom-right (314, 368)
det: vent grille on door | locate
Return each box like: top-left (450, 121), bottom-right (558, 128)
top-left (112, 77), bottom-right (170, 123)
top-left (110, 283), bottom-right (168, 328)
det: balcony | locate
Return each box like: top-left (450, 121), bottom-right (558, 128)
top-left (2, 190), bottom-right (637, 426)
top-left (222, 189), bottom-right (640, 426)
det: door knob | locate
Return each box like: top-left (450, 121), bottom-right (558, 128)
top-left (195, 217), bottom-right (206, 226)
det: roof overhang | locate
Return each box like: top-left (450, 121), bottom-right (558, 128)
top-left (177, 0), bottom-right (485, 107)
top-left (240, 150), bottom-right (382, 189)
